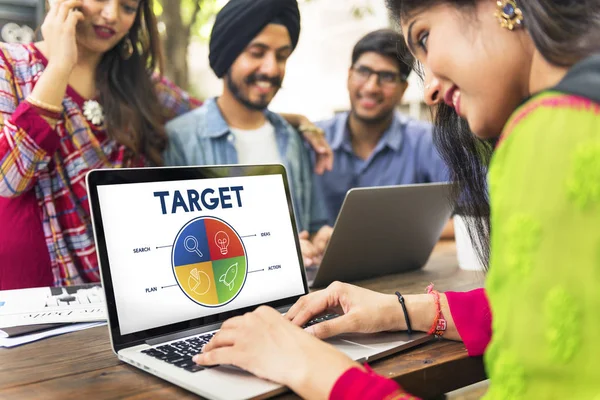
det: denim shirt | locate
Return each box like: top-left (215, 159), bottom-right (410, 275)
top-left (315, 111), bottom-right (450, 225)
top-left (163, 98), bottom-right (328, 233)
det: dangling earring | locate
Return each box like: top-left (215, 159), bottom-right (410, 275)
top-left (495, 0), bottom-right (524, 30)
top-left (120, 37), bottom-right (134, 60)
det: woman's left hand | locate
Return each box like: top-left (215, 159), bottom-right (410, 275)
top-left (193, 306), bottom-right (357, 400)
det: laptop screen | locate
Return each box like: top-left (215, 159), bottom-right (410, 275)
top-left (93, 169), bottom-right (306, 336)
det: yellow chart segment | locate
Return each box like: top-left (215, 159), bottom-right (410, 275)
top-left (174, 262), bottom-right (219, 305)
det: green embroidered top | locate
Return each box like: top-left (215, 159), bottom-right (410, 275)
top-left (484, 90), bottom-right (600, 399)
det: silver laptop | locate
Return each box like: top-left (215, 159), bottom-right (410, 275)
top-left (309, 183), bottom-right (454, 288)
top-left (87, 165), bottom-right (429, 400)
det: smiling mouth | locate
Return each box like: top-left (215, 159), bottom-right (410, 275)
top-left (93, 25), bottom-right (116, 39)
top-left (452, 90), bottom-right (460, 109)
top-left (246, 74), bottom-right (281, 89)
top-left (443, 85), bottom-right (462, 113)
top-left (358, 94), bottom-right (382, 107)
top-left (444, 86), bottom-right (456, 106)
top-left (252, 81), bottom-right (276, 94)
top-left (255, 81), bottom-right (273, 89)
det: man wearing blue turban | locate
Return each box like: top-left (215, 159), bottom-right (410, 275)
top-left (164, 0), bottom-right (331, 268)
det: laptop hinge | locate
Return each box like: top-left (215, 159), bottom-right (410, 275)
top-left (145, 305), bottom-right (293, 346)
top-left (146, 321), bottom-right (223, 346)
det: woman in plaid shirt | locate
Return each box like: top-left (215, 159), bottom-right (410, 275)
top-left (0, 0), bottom-right (202, 289)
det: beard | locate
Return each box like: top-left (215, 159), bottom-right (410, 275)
top-left (225, 70), bottom-right (282, 111)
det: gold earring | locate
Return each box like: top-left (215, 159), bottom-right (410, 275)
top-left (120, 37), bottom-right (134, 60)
top-left (495, 0), bottom-right (523, 30)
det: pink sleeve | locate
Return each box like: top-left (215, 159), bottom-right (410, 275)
top-left (330, 365), bottom-right (421, 400)
top-left (445, 288), bottom-right (492, 356)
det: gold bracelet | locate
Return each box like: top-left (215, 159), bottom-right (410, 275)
top-left (25, 96), bottom-right (63, 114)
top-left (298, 124), bottom-right (325, 136)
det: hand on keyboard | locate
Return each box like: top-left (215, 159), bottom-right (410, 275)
top-left (302, 313), bottom-right (339, 329)
top-left (141, 332), bottom-right (217, 373)
top-left (191, 306), bottom-right (357, 396)
top-left (286, 282), bottom-right (408, 339)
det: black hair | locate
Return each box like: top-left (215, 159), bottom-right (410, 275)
top-left (95, 0), bottom-right (167, 166)
top-left (351, 28), bottom-right (414, 81)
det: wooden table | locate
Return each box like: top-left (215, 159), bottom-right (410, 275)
top-left (0, 241), bottom-right (487, 399)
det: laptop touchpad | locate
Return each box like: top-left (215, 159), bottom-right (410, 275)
top-left (337, 331), bottom-right (416, 349)
top-left (324, 337), bottom-right (381, 361)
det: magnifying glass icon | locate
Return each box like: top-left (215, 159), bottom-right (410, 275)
top-left (184, 235), bottom-right (203, 257)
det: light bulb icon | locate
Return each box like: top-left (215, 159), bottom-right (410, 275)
top-left (215, 231), bottom-right (230, 255)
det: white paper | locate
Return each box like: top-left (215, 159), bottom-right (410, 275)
top-left (0, 322), bottom-right (107, 348)
top-left (0, 284), bottom-right (106, 328)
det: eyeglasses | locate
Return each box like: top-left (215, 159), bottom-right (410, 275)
top-left (351, 65), bottom-right (404, 87)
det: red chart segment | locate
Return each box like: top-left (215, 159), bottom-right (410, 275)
top-left (204, 218), bottom-right (245, 261)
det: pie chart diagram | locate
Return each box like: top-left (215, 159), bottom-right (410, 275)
top-left (172, 216), bottom-right (247, 307)
top-left (188, 268), bottom-right (211, 295)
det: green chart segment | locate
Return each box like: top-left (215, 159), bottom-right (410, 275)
top-left (172, 217), bottom-right (247, 307)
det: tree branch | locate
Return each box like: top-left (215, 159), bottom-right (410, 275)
top-left (185, 0), bottom-right (203, 37)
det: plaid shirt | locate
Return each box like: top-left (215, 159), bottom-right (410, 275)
top-left (0, 43), bottom-right (200, 287)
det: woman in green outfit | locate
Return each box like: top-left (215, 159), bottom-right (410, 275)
top-left (190, 0), bottom-right (600, 398)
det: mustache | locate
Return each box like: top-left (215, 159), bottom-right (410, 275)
top-left (245, 74), bottom-right (282, 89)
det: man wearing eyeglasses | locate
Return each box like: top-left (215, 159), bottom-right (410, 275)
top-left (313, 29), bottom-right (450, 234)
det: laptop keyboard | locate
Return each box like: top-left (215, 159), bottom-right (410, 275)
top-left (140, 314), bottom-right (340, 373)
top-left (303, 313), bottom-right (339, 328)
top-left (141, 332), bottom-right (216, 373)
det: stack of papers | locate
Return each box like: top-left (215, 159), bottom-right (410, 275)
top-left (0, 284), bottom-right (107, 348)
top-left (0, 322), bottom-right (107, 348)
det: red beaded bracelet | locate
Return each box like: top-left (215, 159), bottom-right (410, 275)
top-left (426, 283), bottom-right (447, 337)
